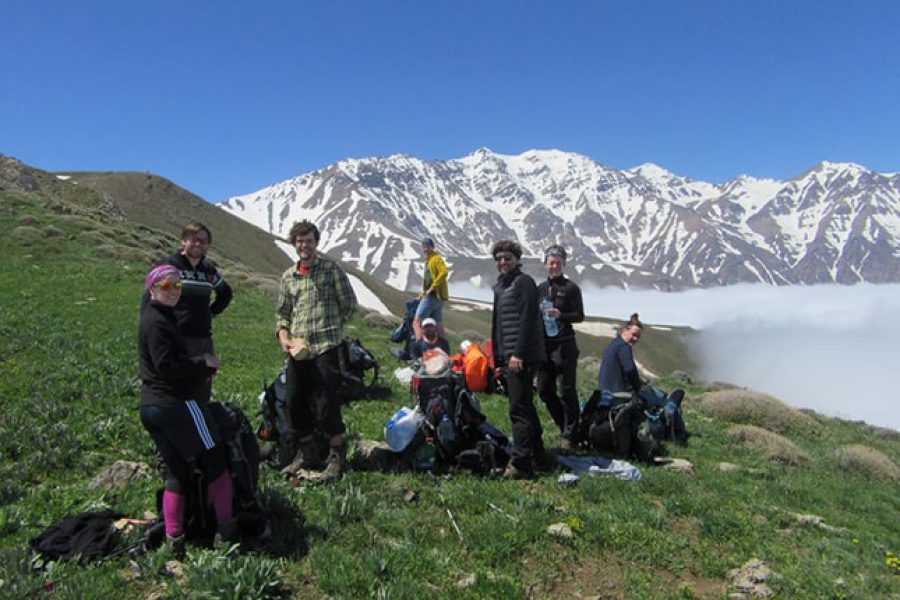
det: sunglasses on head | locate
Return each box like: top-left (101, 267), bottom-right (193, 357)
top-left (156, 280), bottom-right (183, 291)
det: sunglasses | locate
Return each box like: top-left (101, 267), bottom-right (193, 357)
top-left (494, 253), bottom-right (516, 262)
top-left (156, 280), bottom-right (183, 291)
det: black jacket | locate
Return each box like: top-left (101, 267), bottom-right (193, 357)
top-left (537, 274), bottom-right (584, 342)
top-left (138, 301), bottom-right (212, 406)
top-left (140, 252), bottom-right (232, 338)
top-left (491, 266), bottom-right (547, 365)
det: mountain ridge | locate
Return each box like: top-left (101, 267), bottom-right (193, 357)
top-left (221, 148), bottom-right (900, 291)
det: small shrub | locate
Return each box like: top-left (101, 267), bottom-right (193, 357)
top-left (78, 230), bottom-right (109, 245)
top-left (699, 389), bottom-right (818, 434)
top-left (42, 225), bottom-right (65, 238)
top-left (833, 444), bottom-right (900, 481)
top-left (728, 424), bottom-right (809, 465)
top-left (704, 380), bottom-right (741, 392)
top-left (11, 225), bottom-right (41, 245)
top-left (16, 214), bottom-right (39, 225)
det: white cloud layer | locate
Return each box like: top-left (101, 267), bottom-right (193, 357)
top-left (456, 279), bottom-right (900, 431)
top-left (580, 283), bottom-right (900, 431)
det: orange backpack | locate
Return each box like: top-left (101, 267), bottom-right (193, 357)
top-left (461, 342), bottom-right (489, 392)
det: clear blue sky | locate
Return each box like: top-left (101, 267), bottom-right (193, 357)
top-left (2, 1), bottom-right (898, 202)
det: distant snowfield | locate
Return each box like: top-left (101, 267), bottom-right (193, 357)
top-left (573, 321), bottom-right (619, 337)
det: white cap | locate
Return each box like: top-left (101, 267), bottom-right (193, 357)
top-left (460, 340), bottom-right (472, 353)
top-left (422, 317), bottom-right (437, 327)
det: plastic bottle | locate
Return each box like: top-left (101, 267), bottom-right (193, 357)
top-left (437, 413), bottom-right (457, 446)
top-left (541, 298), bottom-right (559, 337)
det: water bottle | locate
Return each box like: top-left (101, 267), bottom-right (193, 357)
top-left (541, 298), bottom-right (558, 337)
top-left (437, 413), bottom-right (457, 446)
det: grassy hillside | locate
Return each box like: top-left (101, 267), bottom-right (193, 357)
top-left (2, 156), bottom-right (898, 598)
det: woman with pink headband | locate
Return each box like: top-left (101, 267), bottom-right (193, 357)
top-left (137, 264), bottom-right (237, 556)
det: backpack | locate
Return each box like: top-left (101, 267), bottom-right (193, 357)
top-left (455, 421), bottom-right (510, 475)
top-left (338, 337), bottom-right (385, 400)
top-left (411, 353), bottom-right (509, 470)
top-left (580, 391), bottom-right (643, 458)
top-left (152, 402), bottom-right (268, 548)
top-left (460, 342), bottom-right (489, 392)
top-left (390, 298), bottom-right (420, 360)
top-left (257, 361), bottom-right (295, 470)
top-left (636, 388), bottom-right (688, 446)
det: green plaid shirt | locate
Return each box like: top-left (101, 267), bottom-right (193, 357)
top-left (276, 255), bottom-right (358, 356)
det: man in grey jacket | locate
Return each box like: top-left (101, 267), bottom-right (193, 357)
top-left (490, 240), bottom-right (547, 479)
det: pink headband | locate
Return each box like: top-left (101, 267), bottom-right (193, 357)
top-left (145, 264), bottom-right (179, 290)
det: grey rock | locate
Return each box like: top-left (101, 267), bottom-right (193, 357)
top-left (88, 460), bottom-right (153, 490)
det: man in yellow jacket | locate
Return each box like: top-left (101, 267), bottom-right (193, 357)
top-left (413, 236), bottom-right (449, 341)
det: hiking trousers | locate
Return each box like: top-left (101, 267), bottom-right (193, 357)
top-left (505, 362), bottom-right (544, 471)
top-left (536, 337), bottom-right (580, 442)
top-left (285, 345), bottom-right (346, 439)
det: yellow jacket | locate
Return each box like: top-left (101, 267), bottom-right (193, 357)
top-left (424, 252), bottom-right (449, 301)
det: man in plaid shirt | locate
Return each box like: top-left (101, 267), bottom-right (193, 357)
top-left (276, 220), bottom-right (357, 481)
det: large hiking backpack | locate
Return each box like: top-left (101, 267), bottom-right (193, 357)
top-left (578, 391), bottom-right (643, 458)
top-left (338, 337), bottom-right (388, 400)
top-left (410, 350), bottom-right (509, 471)
top-left (153, 402), bottom-right (268, 548)
top-left (641, 388), bottom-right (688, 442)
top-left (257, 361), bottom-right (295, 470)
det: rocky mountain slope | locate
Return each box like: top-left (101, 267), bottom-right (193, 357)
top-left (221, 149), bottom-right (900, 291)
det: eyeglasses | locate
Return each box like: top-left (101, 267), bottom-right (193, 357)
top-left (155, 280), bottom-right (183, 291)
top-left (494, 253), bottom-right (516, 262)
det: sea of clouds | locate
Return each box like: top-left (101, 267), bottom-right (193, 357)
top-left (453, 280), bottom-right (899, 431)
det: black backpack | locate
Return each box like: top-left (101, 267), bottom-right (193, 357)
top-left (152, 402), bottom-right (268, 547)
top-left (579, 391), bottom-right (643, 458)
top-left (338, 337), bottom-right (387, 400)
top-left (257, 361), bottom-right (294, 470)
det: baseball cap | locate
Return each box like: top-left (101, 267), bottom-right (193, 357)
top-left (422, 317), bottom-right (437, 327)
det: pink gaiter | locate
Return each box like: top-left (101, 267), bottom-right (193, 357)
top-left (207, 471), bottom-right (234, 523)
top-left (162, 490), bottom-right (186, 537)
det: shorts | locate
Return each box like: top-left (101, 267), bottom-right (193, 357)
top-left (414, 294), bottom-right (443, 323)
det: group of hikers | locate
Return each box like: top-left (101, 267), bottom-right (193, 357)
top-left (137, 219), bottom-right (682, 554)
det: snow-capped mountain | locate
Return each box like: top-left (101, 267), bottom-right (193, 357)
top-left (220, 149), bottom-right (900, 291)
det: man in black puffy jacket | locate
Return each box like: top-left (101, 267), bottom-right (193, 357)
top-left (490, 240), bottom-right (547, 479)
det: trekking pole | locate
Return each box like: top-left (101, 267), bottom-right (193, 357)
top-left (488, 502), bottom-right (519, 523)
top-left (429, 472), bottom-right (465, 545)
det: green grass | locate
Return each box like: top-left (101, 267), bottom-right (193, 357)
top-left (1, 160), bottom-right (899, 599)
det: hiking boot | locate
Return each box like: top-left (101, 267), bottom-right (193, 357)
top-left (214, 518), bottom-right (241, 549)
top-left (165, 534), bottom-right (186, 560)
top-left (534, 449), bottom-right (559, 472)
top-left (280, 439), bottom-right (325, 475)
top-left (319, 445), bottom-right (346, 483)
top-left (502, 463), bottom-right (535, 480)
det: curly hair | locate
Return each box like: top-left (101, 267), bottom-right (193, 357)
top-left (288, 220), bottom-right (320, 243)
top-left (491, 239), bottom-right (523, 259)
